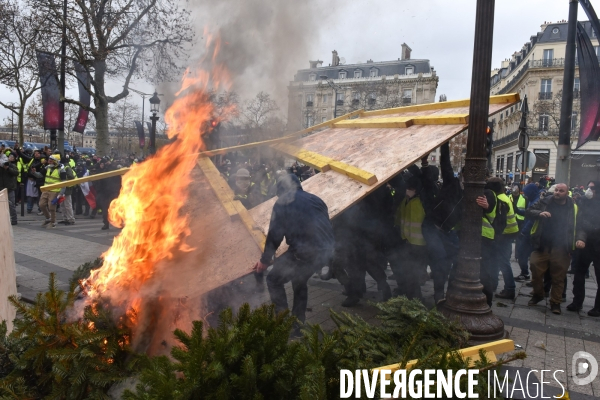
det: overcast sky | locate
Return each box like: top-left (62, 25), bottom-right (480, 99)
top-left (0, 0), bottom-right (582, 127)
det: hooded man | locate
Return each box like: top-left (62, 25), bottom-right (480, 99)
top-left (252, 174), bottom-right (334, 328)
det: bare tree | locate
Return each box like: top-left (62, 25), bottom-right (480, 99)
top-left (240, 92), bottom-right (280, 128)
top-left (0, 0), bottom-right (44, 145)
top-left (30, 0), bottom-right (193, 155)
top-left (108, 96), bottom-right (140, 155)
top-left (526, 89), bottom-right (581, 149)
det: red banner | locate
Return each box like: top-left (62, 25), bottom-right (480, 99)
top-left (73, 62), bottom-right (91, 133)
top-left (36, 51), bottom-right (63, 130)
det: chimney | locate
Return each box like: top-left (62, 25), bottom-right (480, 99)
top-left (309, 60), bottom-right (323, 69)
top-left (332, 50), bottom-right (340, 67)
top-left (401, 43), bottom-right (412, 60)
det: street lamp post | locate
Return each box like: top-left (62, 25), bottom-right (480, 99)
top-left (149, 92), bottom-right (160, 155)
top-left (441, 0), bottom-right (506, 342)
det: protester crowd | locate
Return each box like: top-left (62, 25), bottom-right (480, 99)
top-left (0, 141), bottom-right (134, 229)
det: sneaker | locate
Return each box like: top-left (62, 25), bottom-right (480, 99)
top-left (37, 211), bottom-right (44, 216)
top-left (588, 308), bottom-right (600, 317)
top-left (566, 303), bottom-right (582, 312)
top-left (47, 223), bottom-right (56, 229)
top-left (341, 296), bottom-right (360, 308)
top-left (528, 295), bottom-right (545, 306)
top-left (551, 303), bottom-right (561, 315)
top-left (561, 294), bottom-right (567, 303)
top-left (41, 219), bottom-right (51, 227)
top-left (514, 274), bottom-right (530, 282)
top-left (101, 224), bottom-right (109, 230)
top-left (496, 290), bottom-right (515, 300)
top-left (434, 292), bottom-right (445, 305)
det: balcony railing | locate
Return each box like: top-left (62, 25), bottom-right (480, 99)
top-left (306, 101), bottom-right (313, 107)
top-left (352, 98), bottom-right (360, 105)
top-left (538, 92), bottom-right (553, 100)
top-left (336, 99), bottom-right (344, 106)
top-left (402, 97), bottom-right (412, 104)
top-left (573, 89), bottom-right (580, 99)
top-left (368, 98), bottom-right (376, 105)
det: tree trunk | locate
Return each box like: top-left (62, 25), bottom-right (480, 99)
top-left (94, 60), bottom-right (110, 156)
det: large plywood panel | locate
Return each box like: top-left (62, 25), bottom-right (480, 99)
top-left (0, 189), bottom-right (17, 332)
top-left (249, 101), bottom-right (516, 238)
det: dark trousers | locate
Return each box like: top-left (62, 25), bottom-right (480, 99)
top-left (332, 241), bottom-right (389, 298)
top-left (75, 188), bottom-right (90, 215)
top-left (94, 195), bottom-right (110, 226)
top-left (516, 233), bottom-right (532, 276)
top-left (266, 251), bottom-right (328, 323)
top-left (480, 237), bottom-right (498, 306)
top-left (496, 235), bottom-right (516, 292)
top-left (422, 220), bottom-right (459, 296)
top-left (572, 247), bottom-right (600, 309)
top-left (389, 242), bottom-right (427, 300)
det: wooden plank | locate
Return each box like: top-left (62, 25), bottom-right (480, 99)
top-left (333, 114), bottom-right (469, 129)
top-left (0, 190), bottom-right (17, 332)
top-left (373, 339), bottom-right (513, 373)
top-left (284, 109), bottom-right (365, 137)
top-left (361, 93), bottom-right (520, 117)
top-left (272, 143), bottom-right (377, 185)
top-left (196, 158), bottom-right (239, 220)
top-left (40, 167), bottom-right (129, 192)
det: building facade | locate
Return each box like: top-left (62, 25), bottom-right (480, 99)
top-left (489, 20), bottom-right (600, 186)
top-left (287, 44), bottom-right (440, 164)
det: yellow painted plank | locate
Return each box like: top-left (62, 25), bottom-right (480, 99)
top-left (40, 167), bottom-right (130, 192)
top-left (285, 109), bottom-right (365, 137)
top-left (373, 339), bottom-right (514, 373)
top-left (272, 143), bottom-right (377, 186)
top-left (196, 158), bottom-right (239, 220)
top-left (361, 93), bottom-right (520, 117)
top-left (333, 114), bottom-right (469, 129)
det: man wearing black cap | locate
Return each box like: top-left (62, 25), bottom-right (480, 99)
top-left (252, 174), bottom-right (334, 328)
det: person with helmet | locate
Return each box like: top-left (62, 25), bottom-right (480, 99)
top-left (232, 168), bottom-right (258, 209)
top-left (252, 174), bottom-right (334, 331)
top-left (39, 154), bottom-right (67, 228)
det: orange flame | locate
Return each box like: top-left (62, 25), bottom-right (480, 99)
top-left (84, 34), bottom-right (231, 325)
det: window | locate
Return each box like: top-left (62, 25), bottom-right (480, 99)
top-left (571, 112), bottom-right (578, 131)
top-left (540, 79), bottom-right (552, 99)
top-left (370, 69), bottom-right (378, 77)
top-left (339, 71), bottom-right (346, 79)
top-left (308, 73), bottom-right (316, 81)
top-left (402, 89), bottom-right (412, 104)
top-left (306, 93), bottom-right (313, 102)
top-left (543, 49), bottom-right (554, 65)
top-left (405, 66), bottom-right (414, 75)
top-left (306, 115), bottom-right (314, 127)
top-left (322, 94), bottom-right (328, 104)
top-left (354, 70), bottom-right (362, 78)
top-left (336, 92), bottom-right (344, 101)
top-left (368, 93), bottom-right (376, 104)
top-left (352, 91), bottom-right (360, 100)
top-left (574, 77), bottom-right (580, 91)
top-left (539, 115), bottom-right (549, 131)
top-left (552, 27), bottom-right (559, 34)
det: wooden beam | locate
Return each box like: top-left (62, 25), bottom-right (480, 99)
top-left (333, 114), bottom-right (469, 129)
top-left (272, 143), bottom-right (378, 185)
top-left (40, 168), bottom-right (130, 192)
top-left (372, 339), bottom-right (515, 372)
top-left (361, 93), bottom-right (520, 117)
top-left (195, 158), bottom-right (266, 251)
top-left (197, 109), bottom-right (365, 158)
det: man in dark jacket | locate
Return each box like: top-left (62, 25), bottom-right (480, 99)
top-left (419, 142), bottom-right (462, 304)
top-left (568, 181), bottom-right (600, 316)
top-left (527, 183), bottom-right (577, 314)
top-left (252, 174), bottom-right (334, 325)
top-left (0, 153), bottom-right (19, 225)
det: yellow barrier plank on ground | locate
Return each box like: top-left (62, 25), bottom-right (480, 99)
top-left (373, 339), bottom-right (515, 372)
top-left (333, 114), bottom-right (469, 129)
top-left (40, 168), bottom-right (130, 192)
top-left (272, 143), bottom-right (378, 185)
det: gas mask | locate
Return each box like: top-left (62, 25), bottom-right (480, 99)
top-left (585, 188), bottom-right (594, 199)
top-left (236, 180), bottom-right (251, 191)
top-left (405, 189), bottom-right (416, 199)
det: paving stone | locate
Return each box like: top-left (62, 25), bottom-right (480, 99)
top-left (512, 306), bottom-right (546, 325)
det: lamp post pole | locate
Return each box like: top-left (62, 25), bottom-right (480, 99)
top-left (148, 91), bottom-right (161, 155)
top-left (441, 0), bottom-right (505, 342)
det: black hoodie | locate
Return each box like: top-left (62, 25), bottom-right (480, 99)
top-left (261, 174), bottom-right (334, 264)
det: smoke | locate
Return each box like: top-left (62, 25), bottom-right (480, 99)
top-left (158, 0), bottom-right (333, 114)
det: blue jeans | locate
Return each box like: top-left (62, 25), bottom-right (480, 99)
top-left (496, 235), bottom-right (516, 292)
top-left (26, 195), bottom-right (38, 212)
top-left (516, 234), bottom-right (532, 276)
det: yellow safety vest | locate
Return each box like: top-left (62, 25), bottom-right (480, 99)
top-left (497, 193), bottom-right (519, 234)
top-left (482, 193), bottom-right (496, 240)
top-left (395, 196), bottom-right (426, 246)
top-left (260, 172), bottom-right (275, 196)
top-left (531, 203), bottom-right (578, 250)
top-left (69, 159), bottom-right (75, 169)
top-left (44, 166), bottom-right (62, 192)
top-left (515, 195), bottom-right (526, 221)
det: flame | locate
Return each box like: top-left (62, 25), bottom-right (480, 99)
top-left (84, 33), bottom-right (231, 328)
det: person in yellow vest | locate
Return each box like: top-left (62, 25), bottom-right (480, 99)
top-left (39, 155), bottom-right (67, 228)
top-left (486, 178), bottom-right (520, 300)
top-left (526, 183), bottom-right (578, 315)
top-left (258, 165), bottom-right (276, 202)
top-left (477, 183), bottom-right (498, 306)
top-left (389, 176), bottom-right (427, 300)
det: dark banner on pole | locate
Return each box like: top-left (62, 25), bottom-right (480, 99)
top-left (73, 62), bottom-right (91, 133)
top-left (36, 51), bottom-right (63, 130)
top-left (134, 121), bottom-right (145, 148)
top-left (580, 0), bottom-right (600, 41)
top-left (575, 22), bottom-right (600, 148)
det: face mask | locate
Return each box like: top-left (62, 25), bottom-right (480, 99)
top-left (236, 180), bottom-right (250, 191)
top-left (585, 188), bottom-right (594, 199)
top-left (405, 189), bottom-right (416, 198)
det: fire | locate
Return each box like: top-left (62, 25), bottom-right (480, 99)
top-left (83, 33), bottom-right (231, 340)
